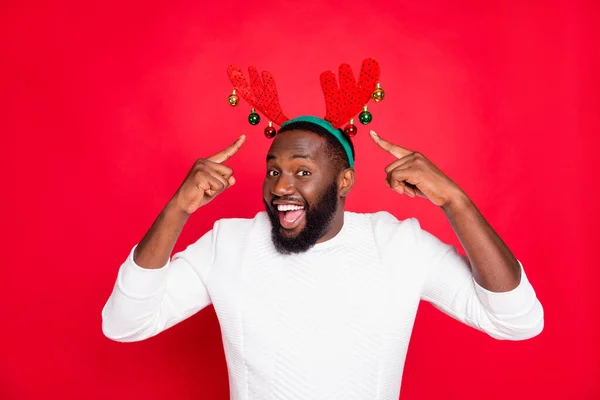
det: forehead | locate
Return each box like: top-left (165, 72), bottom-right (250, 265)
top-left (267, 130), bottom-right (328, 162)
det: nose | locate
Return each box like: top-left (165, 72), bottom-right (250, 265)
top-left (271, 174), bottom-right (296, 197)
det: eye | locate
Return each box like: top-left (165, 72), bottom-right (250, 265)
top-left (297, 170), bottom-right (311, 177)
top-left (267, 170), bottom-right (279, 177)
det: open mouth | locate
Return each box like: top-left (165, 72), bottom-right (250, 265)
top-left (276, 204), bottom-right (306, 230)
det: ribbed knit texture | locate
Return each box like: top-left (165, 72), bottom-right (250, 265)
top-left (102, 211), bottom-right (544, 399)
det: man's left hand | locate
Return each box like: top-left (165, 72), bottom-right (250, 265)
top-left (370, 130), bottom-right (464, 207)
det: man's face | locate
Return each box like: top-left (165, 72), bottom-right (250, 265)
top-left (263, 130), bottom-right (340, 254)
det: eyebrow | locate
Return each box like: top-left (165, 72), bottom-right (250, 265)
top-left (266, 154), bottom-right (316, 162)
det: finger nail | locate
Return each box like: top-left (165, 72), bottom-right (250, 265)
top-left (370, 130), bottom-right (378, 137)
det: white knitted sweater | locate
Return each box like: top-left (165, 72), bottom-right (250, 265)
top-left (102, 211), bottom-right (543, 399)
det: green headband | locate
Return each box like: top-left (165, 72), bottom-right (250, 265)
top-left (280, 116), bottom-right (355, 168)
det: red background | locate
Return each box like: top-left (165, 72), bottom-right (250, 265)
top-left (1, 0), bottom-right (598, 398)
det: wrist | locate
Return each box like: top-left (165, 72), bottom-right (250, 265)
top-left (441, 188), bottom-right (471, 214)
top-left (164, 198), bottom-right (192, 223)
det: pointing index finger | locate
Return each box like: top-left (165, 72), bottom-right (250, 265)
top-left (370, 130), bottom-right (413, 159)
top-left (207, 135), bottom-right (246, 163)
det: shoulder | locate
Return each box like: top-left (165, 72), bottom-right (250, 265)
top-left (346, 210), bottom-right (422, 236)
top-left (212, 211), bottom-right (270, 239)
top-left (344, 211), bottom-right (423, 251)
top-left (183, 211), bottom-right (269, 264)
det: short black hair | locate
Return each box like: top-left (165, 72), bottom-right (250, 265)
top-left (277, 121), bottom-right (356, 171)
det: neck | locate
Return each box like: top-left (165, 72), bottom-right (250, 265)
top-left (316, 203), bottom-right (345, 243)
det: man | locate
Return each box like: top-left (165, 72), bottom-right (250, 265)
top-left (102, 118), bottom-right (544, 399)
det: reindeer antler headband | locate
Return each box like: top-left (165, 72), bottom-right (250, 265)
top-left (227, 58), bottom-right (385, 168)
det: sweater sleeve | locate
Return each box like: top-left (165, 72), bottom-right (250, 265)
top-left (101, 222), bottom-right (219, 342)
top-left (416, 220), bottom-right (544, 340)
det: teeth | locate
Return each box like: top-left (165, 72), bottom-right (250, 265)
top-left (277, 204), bottom-right (305, 212)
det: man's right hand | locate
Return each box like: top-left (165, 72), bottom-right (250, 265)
top-left (172, 135), bottom-right (246, 215)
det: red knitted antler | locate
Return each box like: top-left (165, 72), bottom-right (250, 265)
top-left (227, 65), bottom-right (289, 126)
top-left (320, 58), bottom-right (381, 128)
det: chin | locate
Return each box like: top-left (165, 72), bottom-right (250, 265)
top-left (279, 223), bottom-right (305, 238)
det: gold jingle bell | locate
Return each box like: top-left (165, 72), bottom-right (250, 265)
top-left (228, 89), bottom-right (239, 107)
top-left (372, 83), bottom-right (385, 102)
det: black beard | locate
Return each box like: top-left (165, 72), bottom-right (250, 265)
top-left (264, 180), bottom-right (339, 255)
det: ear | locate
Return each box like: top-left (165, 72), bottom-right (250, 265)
top-left (337, 168), bottom-right (355, 198)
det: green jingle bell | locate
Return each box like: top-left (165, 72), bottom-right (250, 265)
top-left (248, 109), bottom-right (260, 125)
top-left (359, 106), bottom-right (372, 125)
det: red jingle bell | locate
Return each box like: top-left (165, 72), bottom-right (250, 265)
top-left (264, 122), bottom-right (277, 138)
top-left (344, 120), bottom-right (357, 137)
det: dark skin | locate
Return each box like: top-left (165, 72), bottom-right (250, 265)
top-left (263, 129), bottom-right (354, 242)
top-left (134, 128), bottom-right (520, 292)
top-left (369, 130), bottom-right (521, 291)
top-left (134, 135), bottom-right (246, 269)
